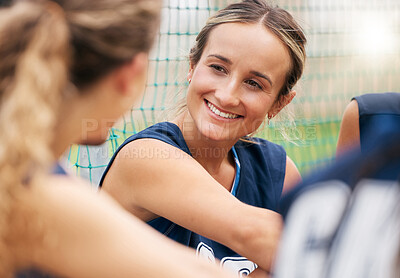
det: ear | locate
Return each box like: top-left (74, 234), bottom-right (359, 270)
top-left (268, 90), bottom-right (296, 118)
top-left (114, 52), bottom-right (149, 95)
top-left (187, 62), bottom-right (194, 83)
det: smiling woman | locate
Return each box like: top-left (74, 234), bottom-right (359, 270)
top-left (185, 22), bottom-right (292, 142)
top-left (99, 0), bottom-right (306, 276)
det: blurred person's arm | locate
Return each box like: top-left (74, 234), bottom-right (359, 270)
top-left (336, 100), bottom-right (360, 157)
top-left (15, 175), bottom-right (236, 278)
top-left (282, 156), bottom-right (302, 194)
top-left (249, 267), bottom-right (272, 278)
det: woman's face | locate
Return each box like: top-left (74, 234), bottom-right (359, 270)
top-left (186, 22), bottom-right (292, 142)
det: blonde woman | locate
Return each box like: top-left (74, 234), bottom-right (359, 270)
top-left (0, 1), bottom-right (238, 278)
top-left (101, 0), bottom-right (307, 276)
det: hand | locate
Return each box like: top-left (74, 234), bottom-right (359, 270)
top-left (248, 267), bottom-right (271, 278)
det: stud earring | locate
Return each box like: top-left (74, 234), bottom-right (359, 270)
top-left (268, 114), bottom-right (273, 125)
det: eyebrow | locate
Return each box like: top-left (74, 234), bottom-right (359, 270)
top-left (207, 54), bottom-right (232, 65)
top-left (250, 71), bottom-right (273, 87)
top-left (208, 54), bottom-right (273, 87)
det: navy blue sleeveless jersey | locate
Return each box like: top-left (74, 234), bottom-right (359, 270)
top-left (99, 122), bottom-right (286, 275)
top-left (353, 92), bottom-right (400, 153)
top-left (15, 163), bottom-right (67, 278)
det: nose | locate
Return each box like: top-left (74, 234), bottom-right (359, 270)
top-left (214, 78), bottom-right (240, 107)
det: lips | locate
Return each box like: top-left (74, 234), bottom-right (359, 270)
top-left (205, 100), bottom-right (241, 119)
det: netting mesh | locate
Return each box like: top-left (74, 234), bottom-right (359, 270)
top-left (63, 0), bottom-right (400, 185)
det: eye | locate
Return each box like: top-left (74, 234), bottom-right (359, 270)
top-left (245, 79), bottom-right (262, 90)
top-left (210, 64), bottom-right (227, 73)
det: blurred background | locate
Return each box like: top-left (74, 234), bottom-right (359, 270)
top-left (63, 0), bottom-right (400, 185)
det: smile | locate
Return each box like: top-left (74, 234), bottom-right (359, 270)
top-left (206, 100), bottom-right (240, 119)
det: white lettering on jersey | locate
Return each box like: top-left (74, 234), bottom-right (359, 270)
top-left (196, 242), bottom-right (256, 276)
top-left (196, 242), bottom-right (216, 264)
top-left (220, 257), bottom-right (257, 277)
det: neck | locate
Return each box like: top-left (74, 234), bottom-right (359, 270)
top-left (51, 94), bottom-right (90, 160)
top-left (51, 115), bottom-right (82, 160)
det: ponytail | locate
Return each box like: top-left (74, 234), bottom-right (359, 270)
top-left (0, 1), bottom-right (70, 274)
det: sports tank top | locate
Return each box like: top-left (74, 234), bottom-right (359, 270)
top-left (353, 92), bottom-right (400, 153)
top-left (100, 122), bottom-right (286, 275)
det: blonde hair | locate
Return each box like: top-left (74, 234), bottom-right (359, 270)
top-left (0, 0), bottom-right (161, 275)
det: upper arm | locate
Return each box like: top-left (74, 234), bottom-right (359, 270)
top-left (24, 177), bottom-right (233, 278)
top-left (102, 139), bottom-right (245, 242)
top-left (336, 100), bottom-right (361, 157)
top-left (101, 139), bottom-right (282, 270)
top-left (282, 155), bottom-right (301, 194)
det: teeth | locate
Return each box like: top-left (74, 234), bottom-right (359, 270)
top-left (207, 101), bottom-right (239, 119)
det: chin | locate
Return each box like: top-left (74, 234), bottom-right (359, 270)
top-left (79, 138), bottom-right (108, 146)
top-left (78, 132), bottom-right (109, 146)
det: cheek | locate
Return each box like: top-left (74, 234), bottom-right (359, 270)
top-left (246, 94), bottom-right (274, 118)
top-left (191, 66), bottom-right (221, 90)
top-left (79, 119), bottom-right (115, 146)
top-left (186, 71), bottom-right (210, 103)
top-left (186, 86), bottom-right (203, 119)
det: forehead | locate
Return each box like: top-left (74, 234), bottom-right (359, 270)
top-left (203, 22), bottom-right (291, 84)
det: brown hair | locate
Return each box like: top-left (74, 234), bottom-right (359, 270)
top-left (0, 0), bottom-right (161, 274)
top-left (190, 0), bottom-right (306, 101)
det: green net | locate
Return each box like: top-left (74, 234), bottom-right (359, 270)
top-left (63, 0), bottom-right (400, 185)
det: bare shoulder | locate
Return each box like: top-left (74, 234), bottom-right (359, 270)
top-left (341, 100), bottom-right (360, 131)
top-left (115, 138), bottom-right (192, 163)
top-left (100, 138), bottom-right (202, 220)
top-left (26, 175), bottom-right (116, 215)
top-left (282, 156), bottom-right (301, 194)
top-left (103, 138), bottom-right (195, 190)
top-left (13, 175), bottom-right (119, 265)
top-left (336, 100), bottom-right (360, 157)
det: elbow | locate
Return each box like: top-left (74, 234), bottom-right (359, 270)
top-left (230, 209), bottom-right (283, 270)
